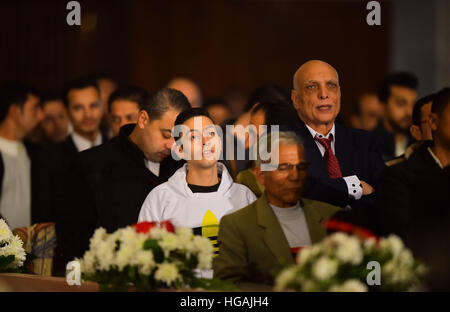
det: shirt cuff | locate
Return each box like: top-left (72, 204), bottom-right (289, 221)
top-left (343, 175), bottom-right (362, 200)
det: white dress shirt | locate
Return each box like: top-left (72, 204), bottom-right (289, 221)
top-left (145, 159), bottom-right (160, 177)
top-left (305, 124), bottom-right (362, 200)
top-left (71, 132), bottom-right (102, 152)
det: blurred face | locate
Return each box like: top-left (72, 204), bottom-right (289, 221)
top-left (41, 100), bottom-right (69, 142)
top-left (256, 144), bottom-right (307, 207)
top-left (430, 103), bottom-right (450, 149)
top-left (168, 79), bottom-right (201, 108)
top-left (110, 100), bottom-right (140, 136)
top-left (359, 95), bottom-right (383, 131)
top-left (177, 116), bottom-right (221, 169)
top-left (292, 61), bottom-right (341, 133)
top-left (15, 94), bottom-right (43, 137)
top-left (139, 109), bottom-right (180, 162)
top-left (385, 85), bottom-right (417, 132)
top-left (207, 105), bottom-right (230, 127)
top-left (67, 86), bottom-right (102, 138)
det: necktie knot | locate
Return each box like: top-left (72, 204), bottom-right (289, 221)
top-left (314, 133), bottom-right (342, 178)
top-left (315, 134), bottom-right (333, 150)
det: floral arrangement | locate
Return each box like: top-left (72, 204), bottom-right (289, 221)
top-left (78, 221), bottom-right (234, 291)
top-left (275, 232), bottom-right (427, 292)
top-left (0, 219), bottom-right (27, 272)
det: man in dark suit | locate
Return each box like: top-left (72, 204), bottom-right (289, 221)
top-left (290, 60), bottom-right (386, 234)
top-left (60, 88), bottom-right (191, 262)
top-left (377, 88), bottom-right (450, 242)
top-left (32, 76), bottom-right (107, 224)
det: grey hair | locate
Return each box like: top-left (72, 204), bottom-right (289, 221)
top-left (255, 131), bottom-right (304, 167)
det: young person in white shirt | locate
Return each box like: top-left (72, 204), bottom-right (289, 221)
top-left (138, 108), bottom-right (256, 260)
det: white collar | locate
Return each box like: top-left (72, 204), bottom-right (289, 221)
top-left (427, 147), bottom-right (444, 169)
top-left (71, 132), bottom-right (102, 152)
top-left (305, 123), bottom-right (336, 140)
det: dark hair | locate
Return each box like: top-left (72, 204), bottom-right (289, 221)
top-left (203, 98), bottom-right (228, 109)
top-left (0, 82), bottom-right (39, 123)
top-left (412, 93), bottom-right (435, 126)
top-left (88, 72), bottom-right (117, 84)
top-left (377, 72), bottom-right (418, 103)
top-left (173, 107), bottom-right (212, 144)
top-left (63, 76), bottom-right (100, 107)
top-left (431, 88), bottom-right (450, 117)
top-left (244, 84), bottom-right (291, 112)
top-left (251, 101), bottom-right (276, 116)
top-left (265, 102), bottom-right (300, 131)
top-left (108, 86), bottom-right (148, 113)
top-left (144, 88), bottom-right (191, 121)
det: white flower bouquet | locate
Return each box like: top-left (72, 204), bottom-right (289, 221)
top-left (275, 232), bottom-right (427, 292)
top-left (0, 219), bottom-right (27, 272)
top-left (78, 221), bottom-right (235, 291)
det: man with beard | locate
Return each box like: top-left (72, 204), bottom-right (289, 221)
top-left (374, 72), bottom-right (418, 162)
top-left (59, 88), bottom-right (191, 262)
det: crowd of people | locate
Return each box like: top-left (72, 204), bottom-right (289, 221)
top-left (0, 60), bottom-right (449, 290)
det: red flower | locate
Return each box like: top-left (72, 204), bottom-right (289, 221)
top-left (160, 221), bottom-right (175, 233)
top-left (133, 221), bottom-right (157, 234)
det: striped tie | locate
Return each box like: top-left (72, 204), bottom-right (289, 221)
top-left (315, 134), bottom-right (342, 178)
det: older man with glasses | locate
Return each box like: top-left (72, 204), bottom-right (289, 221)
top-left (213, 131), bottom-right (340, 287)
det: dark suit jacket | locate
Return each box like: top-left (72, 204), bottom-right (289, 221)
top-left (59, 124), bottom-right (183, 261)
top-left (213, 193), bottom-right (340, 285)
top-left (373, 122), bottom-right (415, 162)
top-left (376, 140), bottom-right (443, 241)
top-left (293, 121), bottom-right (386, 234)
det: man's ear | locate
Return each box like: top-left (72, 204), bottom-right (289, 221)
top-left (291, 90), bottom-right (299, 110)
top-left (254, 165), bottom-right (265, 187)
top-left (136, 110), bottom-right (149, 129)
top-left (409, 125), bottom-right (423, 141)
top-left (429, 112), bottom-right (438, 132)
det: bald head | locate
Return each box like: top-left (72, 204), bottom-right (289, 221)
top-left (293, 60), bottom-right (339, 90)
top-left (291, 60), bottom-right (341, 134)
top-left (167, 77), bottom-right (202, 108)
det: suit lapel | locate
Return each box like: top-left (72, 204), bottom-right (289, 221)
top-left (334, 123), bottom-right (352, 176)
top-left (302, 199), bottom-right (327, 244)
top-left (256, 194), bottom-right (294, 266)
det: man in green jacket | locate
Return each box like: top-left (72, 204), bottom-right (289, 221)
top-left (214, 131), bottom-right (340, 286)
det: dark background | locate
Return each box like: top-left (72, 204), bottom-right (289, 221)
top-left (1, 0), bottom-right (447, 121)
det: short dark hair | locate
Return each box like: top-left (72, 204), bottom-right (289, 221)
top-left (108, 86), bottom-right (148, 113)
top-left (250, 101), bottom-right (276, 116)
top-left (144, 88), bottom-right (191, 122)
top-left (377, 72), bottom-right (418, 103)
top-left (412, 93), bottom-right (435, 126)
top-left (0, 82), bottom-right (39, 123)
top-left (173, 107), bottom-right (212, 144)
top-left (431, 88), bottom-right (450, 117)
top-left (244, 84), bottom-right (291, 112)
top-left (63, 76), bottom-right (100, 107)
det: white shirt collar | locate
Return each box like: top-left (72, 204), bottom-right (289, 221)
top-left (0, 137), bottom-right (26, 157)
top-left (71, 132), bottom-right (102, 152)
top-left (305, 123), bottom-right (336, 140)
top-left (427, 147), bottom-right (444, 169)
top-left (145, 159), bottom-right (160, 177)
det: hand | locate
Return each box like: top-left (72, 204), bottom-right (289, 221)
top-left (360, 180), bottom-right (375, 195)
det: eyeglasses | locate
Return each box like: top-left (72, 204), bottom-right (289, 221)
top-left (276, 162), bottom-right (310, 172)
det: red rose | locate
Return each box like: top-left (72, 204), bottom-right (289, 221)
top-left (133, 221), bottom-right (157, 234)
top-left (160, 220), bottom-right (175, 233)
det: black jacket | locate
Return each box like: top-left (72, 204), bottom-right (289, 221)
top-left (373, 122), bottom-right (415, 162)
top-left (376, 140), bottom-right (443, 240)
top-left (59, 124), bottom-right (183, 260)
top-left (294, 121), bottom-right (386, 234)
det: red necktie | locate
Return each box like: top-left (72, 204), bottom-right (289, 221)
top-left (315, 134), bottom-right (342, 178)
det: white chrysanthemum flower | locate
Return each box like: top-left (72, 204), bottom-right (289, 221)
top-left (80, 250), bottom-right (96, 274)
top-left (312, 256), bottom-right (338, 281)
top-left (175, 227), bottom-right (194, 247)
top-left (386, 235), bottom-right (404, 258)
top-left (96, 236), bottom-right (117, 271)
top-left (149, 227), bottom-right (169, 240)
top-left (115, 244), bottom-right (134, 271)
top-left (297, 247), bottom-right (313, 266)
top-left (363, 237), bottom-right (376, 251)
top-left (159, 233), bottom-right (180, 256)
top-left (154, 262), bottom-right (180, 286)
top-left (197, 252), bottom-right (213, 270)
top-left (9, 235), bottom-right (26, 267)
top-left (135, 250), bottom-right (155, 275)
top-left (398, 249), bottom-right (413, 267)
top-left (329, 279), bottom-right (368, 292)
top-left (0, 219), bottom-right (13, 241)
top-left (336, 236), bottom-right (363, 265)
top-left (274, 266), bottom-right (298, 291)
top-left (192, 236), bottom-right (214, 254)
